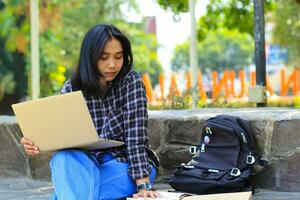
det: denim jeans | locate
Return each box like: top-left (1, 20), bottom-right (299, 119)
top-left (50, 149), bottom-right (156, 200)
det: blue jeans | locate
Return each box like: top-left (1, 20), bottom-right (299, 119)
top-left (50, 149), bottom-right (157, 200)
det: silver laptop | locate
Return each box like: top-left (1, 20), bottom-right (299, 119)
top-left (12, 91), bottom-right (124, 151)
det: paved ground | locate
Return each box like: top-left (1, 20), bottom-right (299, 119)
top-left (0, 178), bottom-right (52, 200)
top-left (0, 178), bottom-right (300, 200)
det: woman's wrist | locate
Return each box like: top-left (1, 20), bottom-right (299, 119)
top-left (135, 177), bottom-right (149, 185)
top-left (135, 177), bottom-right (152, 191)
top-left (137, 182), bottom-right (152, 191)
top-left (133, 177), bottom-right (159, 198)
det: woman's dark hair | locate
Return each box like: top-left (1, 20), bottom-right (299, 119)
top-left (71, 24), bottom-right (133, 96)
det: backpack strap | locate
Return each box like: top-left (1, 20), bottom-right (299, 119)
top-left (236, 151), bottom-right (268, 175)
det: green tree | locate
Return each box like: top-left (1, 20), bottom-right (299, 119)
top-left (156, 0), bottom-right (188, 13)
top-left (0, 0), bottom-right (162, 100)
top-left (171, 29), bottom-right (254, 72)
top-left (272, 0), bottom-right (300, 65)
top-left (198, 0), bottom-right (274, 40)
top-left (122, 22), bottom-right (162, 85)
top-left (0, 0), bottom-right (28, 102)
top-left (170, 42), bottom-right (189, 71)
top-left (156, 0), bottom-right (274, 39)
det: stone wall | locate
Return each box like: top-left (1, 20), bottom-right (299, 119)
top-left (1, 108), bottom-right (300, 191)
top-left (0, 116), bottom-right (52, 180)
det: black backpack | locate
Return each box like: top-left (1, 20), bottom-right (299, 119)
top-left (169, 115), bottom-right (264, 194)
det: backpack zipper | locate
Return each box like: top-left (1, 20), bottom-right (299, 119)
top-left (240, 132), bottom-right (247, 143)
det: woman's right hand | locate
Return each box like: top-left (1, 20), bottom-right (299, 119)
top-left (20, 137), bottom-right (40, 156)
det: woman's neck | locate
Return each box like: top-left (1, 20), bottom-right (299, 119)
top-left (99, 78), bottom-right (108, 91)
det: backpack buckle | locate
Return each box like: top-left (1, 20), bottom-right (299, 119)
top-left (189, 146), bottom-right (198, 155)
top-left (200, 143), bottom-right (206, 152)
top-left (206, 127), bottom-right (213, 134)
top-left (246, 155), bottom-right (256, 164)
top-left (230, 168), bottom-right (241, 176)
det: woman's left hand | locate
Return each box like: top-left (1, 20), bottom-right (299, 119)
top-left (133, 189), bottom-right (160, 199)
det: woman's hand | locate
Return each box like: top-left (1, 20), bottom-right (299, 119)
top-left (20, 137), bottom-right (40, 156)
top-left (133, 189), bottom-right (160, 199)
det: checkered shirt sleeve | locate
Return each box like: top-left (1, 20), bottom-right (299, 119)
top-left (60, 80), bottom-right (73, 94)
top-left (122, 72), bottom-right (151, 180)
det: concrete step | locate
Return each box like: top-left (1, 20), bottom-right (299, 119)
top-left (0, 178), bottom-right (52, 200)
top-left (2, 108), bottom-right (300, 194)
top-left (0, 178), bottom-right (300, 200)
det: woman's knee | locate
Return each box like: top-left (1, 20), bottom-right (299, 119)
top-left (50, 149), bottom-right (84, 168)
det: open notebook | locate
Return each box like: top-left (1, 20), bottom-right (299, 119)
top-left (126, 191), bottom-right (252, 200)
top-left (12, 91), bottom-right (124, 151)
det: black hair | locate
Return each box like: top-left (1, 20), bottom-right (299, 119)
top-left (71, 24), bottom-right (133, 96)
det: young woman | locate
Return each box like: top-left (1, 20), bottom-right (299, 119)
top-left (20, 24), bottom-right (160, 200)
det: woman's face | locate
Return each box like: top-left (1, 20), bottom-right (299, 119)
top-left (97, 37), bottom-right (124, 85)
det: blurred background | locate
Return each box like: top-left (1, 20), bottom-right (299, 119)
top-left (0, 0), bottom-right (300, 114)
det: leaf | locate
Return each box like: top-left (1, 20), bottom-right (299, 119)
top-left (0, 73), bottom-right (16, 100)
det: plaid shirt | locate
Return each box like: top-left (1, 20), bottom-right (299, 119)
top-left (61, 70), bottom-right (154, 179)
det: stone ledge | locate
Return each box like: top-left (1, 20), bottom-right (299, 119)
top-left (1, 178), bottom-right (300, 200)
top-left (1, 108), bottom-right (300, 192)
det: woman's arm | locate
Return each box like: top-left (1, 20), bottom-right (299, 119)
top-left (122, 71), bottom-right (159, 198)
top-left (122, 71), bottom-right (151, 179)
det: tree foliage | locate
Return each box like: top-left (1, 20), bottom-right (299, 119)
top-left (0, 0), bottom-right (27, 101)
top-left (156, 0), bottom-right (188, 13)
top-left (198, 0), bottom-right (274, 40)
top-left (272, 0), bottom-right (300, 65)
top-left (156, 0), bottom-right (274, 39)
top-left (171, 29), bottom-right (254, 72)
top-left (0, 0), bottom-right (162, 99)
top-left (158, 0), bottom-right (275, 72)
